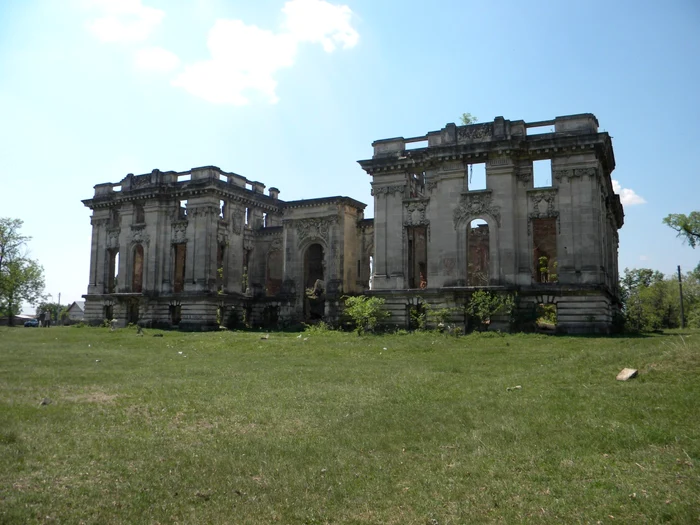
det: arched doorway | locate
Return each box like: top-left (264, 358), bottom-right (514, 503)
top-left (467, 219), bottom-right (489, 286)
top-left (304, 243), bottom-right (325, 319)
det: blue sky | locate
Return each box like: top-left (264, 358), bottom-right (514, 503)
top-left (1, 0), bottom-right (699, 311)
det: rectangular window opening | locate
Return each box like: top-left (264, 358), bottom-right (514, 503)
top-left (405, 139), bottom-right (428, 150)
top-left (178, 174), bottom-right (191, 182)
top-left (219, 200), bottom-right (225, 219)
top-left (179, 200), bottom-right (188, 219)
top-left (467, 163), bottom-right (486, 191)
top-left (219, 174), bottom-right (227, 182)
top-left (533, 160), bottom-right (552, 188)
top-left (526, 123), bottom-right (554, 136)
top-left (245, 208), bottom-right (250, 226)
top-left (263, 213), bottom-right (268, 227)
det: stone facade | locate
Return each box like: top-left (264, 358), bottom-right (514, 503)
top-left (82, 166), bottom-right (372, 329)
top-left (83, 113), bottom-right (624, 334)
top-left (358, 113), bottom-right (624, 333)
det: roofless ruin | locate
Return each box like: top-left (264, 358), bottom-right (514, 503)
top-left (83, 113), bottom-right (623, 333)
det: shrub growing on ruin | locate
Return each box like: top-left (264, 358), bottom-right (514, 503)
top-left (343, 295), bottom-right (389, 335)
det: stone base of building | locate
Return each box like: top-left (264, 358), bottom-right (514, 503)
top-left (368, 285), bottom-right (620, 335)
top-left (82, 291), bottom-right (349, 331)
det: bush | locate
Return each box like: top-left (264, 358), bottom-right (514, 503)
top-left (343, 296), bottom-right (389, 335)
top-left (466, 291), bottom-right (513, 331)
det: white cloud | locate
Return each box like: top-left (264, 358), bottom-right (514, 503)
top-left (134, 47), bottom-right (181, 72)
top-left (612, 179), bottom-right (646, 206)
top-left (87, 0), bottom-right (164, 42)
top-left (172, 20), bottom-right (297, 105)
top-left (172, 0), bottom-right (359, 105)
top-left (283, 0), bottom-right (359, 52)
top-left (639, 255), bottom-right (649, 261)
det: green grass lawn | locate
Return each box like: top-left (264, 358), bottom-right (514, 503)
top-left (0, 326), bottom-right (698, 524)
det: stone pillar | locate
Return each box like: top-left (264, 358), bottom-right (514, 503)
top-left (486, 156), bottom-right (518, 283)
top-left (185, 199), bottom-right (219, 292)
top-left (371, 178), bottom-right (406, 289)
top-left (425, 161), bottom-right (463, 287)
top-left (88, 215), bottom-right (109, 294)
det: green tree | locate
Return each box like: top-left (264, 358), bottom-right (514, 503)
top-left (35, 301), bottom-right (66, 324)
top-left (663, 211), bottom-right (700, 248)
top-left (343, 295), bottom-right (389, 335)
top-left (619, 267), bottom-right (696, 332)
top-left (460, 113), bottom-right (478, 125)
top-left (465, 291), bottom-right (513, 331)
top-left (0, 218), bottom-right (45, 325)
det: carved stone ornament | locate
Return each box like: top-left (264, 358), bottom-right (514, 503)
top-left (171, 222), bottom-right (187, 244)
top-left (229, 204), bottom-right (243, 235)
top-left (403, 200), bottom-right (430, 226)
top-left (130, 224), bottom-right (150, 244)
top-left (527, 190), bottom-right (560, 235)
top-left (296, 216), bottom-right (338, 243)
top-left (92, 217), bottom-right (110, 227)
top-left (131, 174), bottom-right (152, 189)
top-left (217, 228), bottom-right (229, 245)
top-left (269, 237), bottom-right (283, 253)
top-left (426, 180), bottom-right (439, 192)
top-left (371, 185), bottom-right (406, 197)
top-left (189, 205), bottom-right (219, 218)
top-left (106, 228), bottom-right (120, 249)
top-left (487, 156), bottom-right (511, 167)
top-left (516, 167), bottom-right (532, 185)
top-left (453, 192), bottom-right (501, 227)
top-left (457, 123), bottom-right (493, 142)
top-left (554, 167), bottom-right (598, 181)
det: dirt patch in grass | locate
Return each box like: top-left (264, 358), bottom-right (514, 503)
top-left (63, 390), bottom-right (118, 404)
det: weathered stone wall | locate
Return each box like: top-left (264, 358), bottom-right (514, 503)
top-left (358, 113), bottom-right (624, 334)
top-left (82, 168), bottom-right (370, 329)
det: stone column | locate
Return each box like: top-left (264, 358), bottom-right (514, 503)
top-left (185, 200), bottom-right (219, 292)
top-left (371, 179), bottom-right (406, 289)
top-left (486, 156), bottom-right (518, 283)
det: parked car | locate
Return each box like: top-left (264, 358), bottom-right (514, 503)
top-left (24, 319), bottom-right (39, 327)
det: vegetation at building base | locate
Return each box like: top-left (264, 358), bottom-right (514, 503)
top-left (343, 295), bottom-right (389, 334)
top-left (1, 326), bottom-right (698, 523)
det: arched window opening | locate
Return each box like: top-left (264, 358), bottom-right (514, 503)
top-left (304, 243), bottom-right (325, 319)
top-left (467, 219), bottom-right (489, 286)
top-left (536, 303), bottom-right (558, 332)
top-left (132, 244), bottom-right (144, 293)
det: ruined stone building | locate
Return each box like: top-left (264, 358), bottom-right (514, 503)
top-left (83, 113), bottom-right (623, 333)
top-left (358, 113), bottom-right (623, 333)
top-left (82, 167), bottom-right (372, 330)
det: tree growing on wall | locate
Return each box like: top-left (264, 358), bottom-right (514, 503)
top-left (460, 113), bottom-right (478, 125)
top-left (663, 211), bottom-right (700, 248)
top-left (0, 218), bottom-right (45, 325)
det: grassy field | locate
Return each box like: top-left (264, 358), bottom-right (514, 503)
top-left (0, 326), bottom-right (698, 524)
